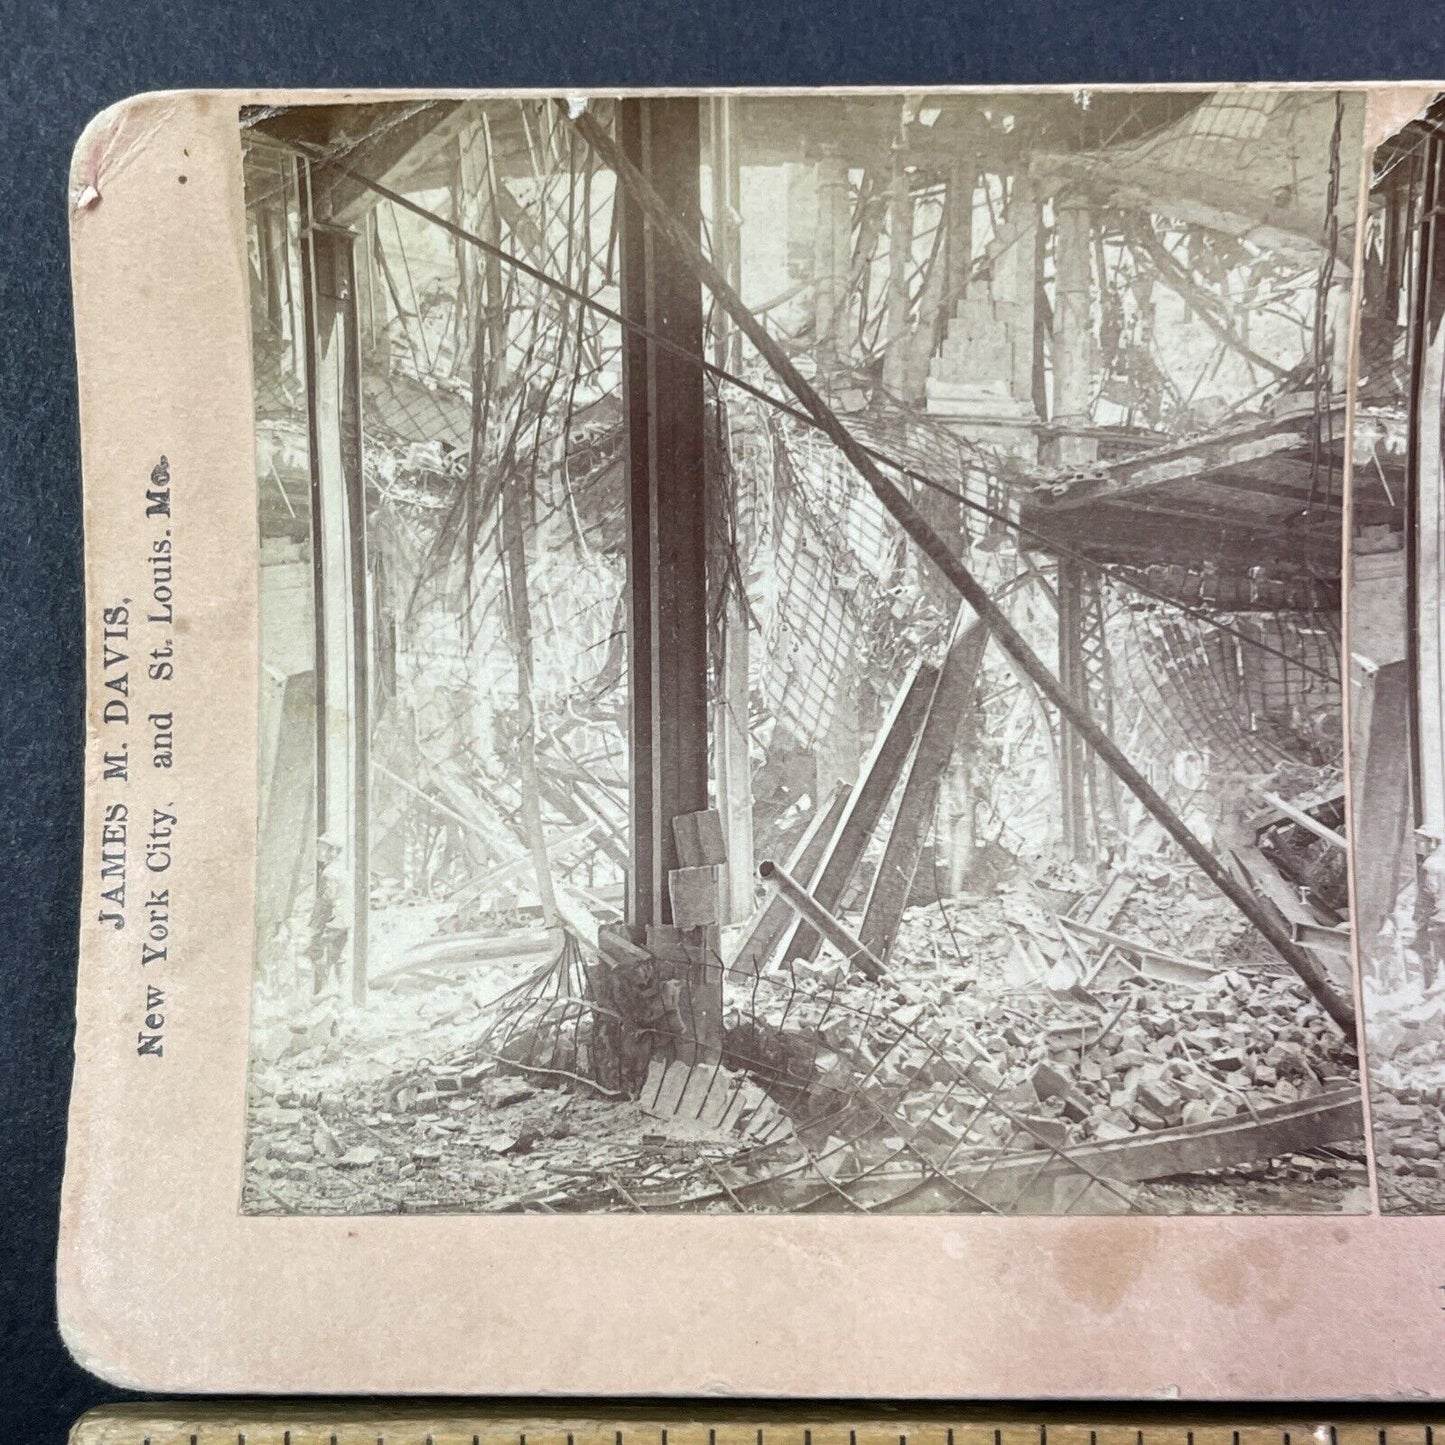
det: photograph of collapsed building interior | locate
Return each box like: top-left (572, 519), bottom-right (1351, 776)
top-left (242, 88), bottom-right (1369, 1218)
top-left (1351, 94), bottom-right (1445, 1213)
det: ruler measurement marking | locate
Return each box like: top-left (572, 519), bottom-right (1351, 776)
top-left (66, 1420), bottom-right (1445, 1445)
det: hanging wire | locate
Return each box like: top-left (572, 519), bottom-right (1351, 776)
top-left (275, 138), bottom-right (1338, 684)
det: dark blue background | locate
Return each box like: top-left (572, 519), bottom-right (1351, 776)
top-left (3, 2), bottom-right (1442, 1439)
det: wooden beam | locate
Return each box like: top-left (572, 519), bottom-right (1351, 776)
top-left (1206, 456), bottom-right (1344, 502)
top-left (1351, 659), bottom-right (1414, 946)
top-left (825, 1090), bottom-right (1360, 1213)
top-left (777, 663), bottom-right (938, 965)
top-left (1058, 919), bottom-right (1215, 984)
top-left (758, 860), bottom-right (887, 981)
top-left (678, 1088), bottom-right (1361, 1215)
top-left (1032, 409), bottom-right (1345, 514)
top-left (941, 1088), bottom-right (1361, 1213)
top-left (1017, 502), bottom-right (1339, 576)
top-left (1256, 789), bottom-right (1348, 851)
top-left (858, 615), bottom-right (987, 963)
top-left (727, 782), bottom-right (852, 976)
top-left (311, 100), bottom-right (466, 224)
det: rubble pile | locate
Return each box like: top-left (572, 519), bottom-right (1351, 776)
top-left (243, 991), bottom-right (781, 1215)
top-left (243, 864), bottom-right (1363, 1214)
top-left (753, 927), bottom-right (1356, 1161)
top-left (1364, 974), bottom-right (1445, 1205)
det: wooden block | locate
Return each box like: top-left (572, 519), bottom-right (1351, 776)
top-left (645, 923), bottom-right (702, 964)
top-left (640, 1057), bottom-right (792, 1140)
top-left (667, 865), bottom-right (720, 928)
top-left (598, 922), bottom-right (653, 968)
top-left (672, 808), bottom-right (728, 867)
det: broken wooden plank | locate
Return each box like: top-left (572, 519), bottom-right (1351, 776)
top-left (858, 613), bottom-right (988, 963)
top-left (1256, 789), bottom-right (1348, 851)
top-left (1058, 917), bottom-right (1215, 984)
top-left (758, 859), bottom-right (887, 982)
top-left (727, 781), bottom-right (852, 976)
top-left (672, 809), bottom-right (728, 868)
top-left (531, 761), bottom-right (630, 869)
top-left (1074, 872), bottom-right (1136, 987)
top-left (777, 661), bottom-right (938, 965)
top-left (1083, 867), bottom-right (1137, 930)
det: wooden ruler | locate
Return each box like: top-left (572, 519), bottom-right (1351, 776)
top-left (66, 1406), bottom-right (1445, 1445)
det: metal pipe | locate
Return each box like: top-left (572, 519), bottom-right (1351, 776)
top-left (757, 859), bottom-right (886, 981)
top-left (571, 102), bottom-right (1356, 1033)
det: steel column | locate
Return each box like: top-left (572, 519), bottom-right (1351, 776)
top-left (618, 97), bottom-right (710, 929)
top-left (300, 171), bottom-right (370, 1006)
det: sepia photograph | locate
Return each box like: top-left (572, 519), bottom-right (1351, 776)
top-left (1350, 93), bottom-right (1445, 1213)
top-left (240, 89), bottom-right (1368, 1217)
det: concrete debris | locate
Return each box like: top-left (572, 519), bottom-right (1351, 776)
top-left (242, 858), bottom-right (1363, 1215)
top-left (1363, 972), bottom-right (1445, 1203)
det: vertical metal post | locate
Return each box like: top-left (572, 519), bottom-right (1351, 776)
top-left (708, 96), bottom-right (756, 924)
top-left (882, 134), bottom-right (913, 394)
top-left (300, 169), bottom-right (370, 1005)
top-left (812, 146), bottom-right (851, 375)
top-left (1057, 556), bottom-right (1090, 861)
top-left (618, 98), bottom-right (710, 928)
top-left (1406, 127), bottom-right (1445, 980)
top-left (1051, 194), bottom-right (1095, 465)
top-left (708, 96), bottom-right (743, 374)
top-left (1406, 127), bottom-right (1445, 842)
top-left (1050, 194), bottom-right (1097, 864)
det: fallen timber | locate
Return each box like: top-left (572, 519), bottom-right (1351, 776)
top-left (774, 661), bottom-right (938, 967)
top-left (1058, 918), bottom-right (1217, 985)
top-left (570, 104), bottom-right (1355, 1035)
top-left (727, 781), bottom-right (852, 975)
top-left (757, 859), bottom-right (888, 981)
top-left (859, 610), bottom-right (989, 964)
top-left (1029, 405), bottom-right (1347, 513)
